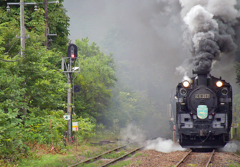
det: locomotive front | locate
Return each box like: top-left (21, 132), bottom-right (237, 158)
top-left (176, 71), bottom-right (232, 148)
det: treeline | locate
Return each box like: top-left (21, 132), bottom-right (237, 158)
top-left (0, 0), bottom-right (162, 162)
top-left (0, 0), bottom-right (73, 161)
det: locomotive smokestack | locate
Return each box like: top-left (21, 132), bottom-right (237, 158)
top-left (193, 70), bottom-right (209, 86)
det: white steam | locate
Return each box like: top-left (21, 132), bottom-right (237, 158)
top-left (120, 125), bottom-right (186, 153)
top-left (221, 140), bottom-right (240, 152)
top-left (180, 0), bottom-right (239, 21)
top-left (175, 65), bottom-right (191, 82)
top-left (120, 124), bottom-right (146, 145)
top-left (146, 137), bottom-right (186, 153)
top-left (183, 5), bottom-right (218, 34)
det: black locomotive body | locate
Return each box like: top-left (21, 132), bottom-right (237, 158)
top-left (176, 71), bottom-right (232, 148)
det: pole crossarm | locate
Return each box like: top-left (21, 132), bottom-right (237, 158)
top-left (48, 34), bottom-right (57, 36)
top-left (16, 35), bottom-right (29, 39)
top-left (7, 1), bottom-right (58, 6)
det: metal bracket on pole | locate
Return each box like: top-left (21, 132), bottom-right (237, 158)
top-left (7, 1), bottom-right (59, 6)
top-left (62, 57), bottom-right (81, 75)
top-left (16, 35), bottom-right (30, 39)
top-left (47, 34), bottom-right (57, 42)
top-left (62, 57), bottom-right (80, 143)
top-left (48, 34), bottom-right (57, 37)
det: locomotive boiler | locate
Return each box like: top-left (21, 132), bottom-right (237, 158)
top-left (176, 71), bottom-right (232, 148)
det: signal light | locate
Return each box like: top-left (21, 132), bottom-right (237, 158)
top-left (212, 113), bottom-right (215, 116)
top-left (68, 44), bottom-right (78, 61)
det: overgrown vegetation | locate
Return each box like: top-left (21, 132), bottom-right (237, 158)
top-left (0, 0), bottom-right (96, 163)
top-left (0, 0), bottom-right (157, 164)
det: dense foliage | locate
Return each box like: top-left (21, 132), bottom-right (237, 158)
top-left (73, 38), bottom-right (117, 121)
top-left (0, 0), bottom-right (95, 162)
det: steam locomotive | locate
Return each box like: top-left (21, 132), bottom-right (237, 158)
top-left (175, 71), bottom-right (232, 148)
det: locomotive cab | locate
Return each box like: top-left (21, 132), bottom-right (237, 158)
top-left (176, 71), bottom-right (232, 148)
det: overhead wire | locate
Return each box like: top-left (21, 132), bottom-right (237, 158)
top-left (5, 37), bottom-right (18, 54)
top-left (1, 38), bottom-right (20, 62)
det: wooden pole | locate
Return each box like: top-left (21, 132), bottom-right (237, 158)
top-left (20, 0), bottom-right (25, 56)
top-left (44, 0), bottom-right (49, 50)
top-left (235, 106), bottom-right (237, 138)
top-left (50, 119), bottom-right (54, 151)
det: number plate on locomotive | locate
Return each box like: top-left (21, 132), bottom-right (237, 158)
top-left (195, 94), bottom-right (210, 98)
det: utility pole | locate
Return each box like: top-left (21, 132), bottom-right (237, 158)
top-left (67, 61), bottom-right (72, 141)
top-left (7, 0), bottom-right (59, 52)
top-left (20, 0), bottom-right (25, 56)
top-left (44, 0), bottom-right (49, 49)
top-left (44, 0), bottom-right (58, 50)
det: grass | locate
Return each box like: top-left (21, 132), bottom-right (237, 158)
top-left (108, 160), bottom-right (132, 167)
top-left (81, 163), bottom-right (98, 167)
top-left (82, 143), bottom-right (119, 158)
top-left (133, 152), bottom-right (147, 158)
top-left (6, 142), bottom-right (120, 167)
top-left (0, 129), bottom-right (122, 167)
top-left (229, 163), bottom-right (240, 167)
top-left (186, 164), bottom-right (198, 167)
top-left (17, 154), bottom-right (75, 167)
top-left (101, 150), bottom-right (127, 159)
top-left (136, 159), bottom-right (142, 165)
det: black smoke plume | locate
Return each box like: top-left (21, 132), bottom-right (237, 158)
top-left (180, 0), bottom-right (239, 72)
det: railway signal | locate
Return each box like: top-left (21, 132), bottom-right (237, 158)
top-left (68, 44), bottom-right (78, 61)
top-left (62, 43), bottom-right (80, 144)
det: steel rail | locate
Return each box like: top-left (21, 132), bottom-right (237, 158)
top-left (175, 150), bottom-right (192, 167)
top-left (100, 146), bottom-right (145, 167)
top-left (68, 145), bottom-right (127, 167)
top-left (205, 149), bottom-right (215, 167)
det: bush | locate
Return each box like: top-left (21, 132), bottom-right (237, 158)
top-left (72, 116), bottom-right (96, 143)
top-left (0, 108), bottom-right (28, 161)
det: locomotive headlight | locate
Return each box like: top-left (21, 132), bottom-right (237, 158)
top-left (180, 88), bottom-right (187, 96)
top-left (216, 81), bottom-right (223, 87)
top-left (182, 80), bottom-right (190, 88)
top-left (221, 88), bottom-right (228, 95)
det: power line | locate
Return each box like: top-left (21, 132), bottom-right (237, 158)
top-left (0, 58), bottom-right (19, 62)
top-left (7, 0), bottom-right (59, 53)
top-left (6, 38), bottom-right (18, 54)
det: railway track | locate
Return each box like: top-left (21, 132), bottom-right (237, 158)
top-left (175, 149), bottom-right (215, 167)
top-left (68, 145), bottom-right (127, 167)
top-left (100, 145), bottom-right (145, 167)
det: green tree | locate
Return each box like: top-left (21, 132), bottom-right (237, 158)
top-left (0, 0), bottom-right (72, 161)
top-left (73, 38), bottom-right (117, 121)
